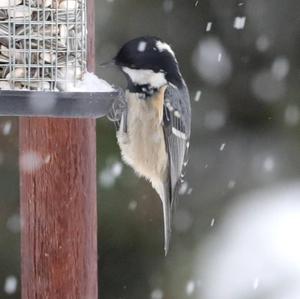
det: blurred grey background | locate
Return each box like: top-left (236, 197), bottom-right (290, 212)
top-left (1, 0), bottom-right (300, 298)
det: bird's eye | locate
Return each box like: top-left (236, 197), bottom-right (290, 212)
top-left (153, 47), bottom-right (158, 51)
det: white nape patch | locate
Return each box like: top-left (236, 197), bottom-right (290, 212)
top-left (156, 40), bottom-right (176, 58)
top-left (122, 67), bottom-right (167, 89)
top-left (172, 127), bottom-right (186, 140)
top-left (137, 41), bottom-right (147, 52)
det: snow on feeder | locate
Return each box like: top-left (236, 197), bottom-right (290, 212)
top-left (0, 0), bottom-right (119, 118)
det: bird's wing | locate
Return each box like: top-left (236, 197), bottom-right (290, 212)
top-left (163, 83), bottom-right (191, 208)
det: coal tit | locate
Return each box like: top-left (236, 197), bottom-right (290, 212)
top-left (110, 36), bottom-right (191, 254)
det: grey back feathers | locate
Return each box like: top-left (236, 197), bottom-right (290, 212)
top-left (161, 82), bottom-right (191, 254)
top-left (163, 82), bottom-right (191, 208)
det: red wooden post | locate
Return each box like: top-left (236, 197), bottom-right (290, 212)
top-left (19, 0), bottom-right (98, 298)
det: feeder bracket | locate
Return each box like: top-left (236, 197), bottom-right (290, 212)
top-left (0, 89), bottom-right (123, 118)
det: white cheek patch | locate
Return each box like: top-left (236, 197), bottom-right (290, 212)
top-left (122, 67), bottom-right (167, 89)
top-left (156, 40), bottom-right (176, 58)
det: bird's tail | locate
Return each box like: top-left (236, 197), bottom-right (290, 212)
top-left (153, 181), bottom-right (172, 255)
top-left (162, 189), bottom-right (172, 256)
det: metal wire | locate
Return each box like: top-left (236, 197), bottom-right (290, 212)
top-left (0, 0), bottom-right (87, 91)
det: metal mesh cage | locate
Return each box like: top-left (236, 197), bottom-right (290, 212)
top-left (0, 0), bottom-right (87, 91)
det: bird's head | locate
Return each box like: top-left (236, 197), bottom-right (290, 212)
top-left (113, 36), bottom-right (183, 96)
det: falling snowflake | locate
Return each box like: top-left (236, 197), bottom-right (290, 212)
top-left (228, 180), bottom-right (236, 189)
top-left (219, 143), bottom-right (226, 151)
top-left (151, 289), bottom-right (163, 299)
top-left (174, 209), bottom-right (193, 233)
top-left (186, 280), bottom-right (195, 295)
top-left (4, 276), bottom-right (17, 294)
top-left (251, 70), bottom-right (286, 102)
top-left (253, 277), bottom-right (260, 290)
top-left (2, 121), bottom-right (12, 135)
top-left (194, 90), bottom-right (202, 102)
top-left (204, 110), bottom-right (226, 130)
top-left (193, 37), bottom-right (232, 85)
top-left (263, 156), bottom-right (274, 172)
top-left (163, 0), bottom-right (173, 13)
top-left (137, 41), bottom-right (147, 52)
top-left (206, 22), bottom-right (212, 32)
top-left (256, 35), bottom-right (270, 52)
top-left (6, 214), bottom-right (21, 233)
top-left (99, 161), bottom-right (123, 188)
top-left (20, 151), bottom-right (44, 173)
top-left (233, 16), bottom-right (246, 30)
top-left (128, 201), bottom-right (138, 211)
top-left (271, 57), bottom-right (290, 80)
top-left (284, 105), bottom-right (299, 127)
top-left (179, 181), bottom-right (189, 195)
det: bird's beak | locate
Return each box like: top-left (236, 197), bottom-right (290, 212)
top-left (99, 58), bottom-right (116, 68)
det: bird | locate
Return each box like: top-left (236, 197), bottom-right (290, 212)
top-left (109, 36), bottom-right (191, 255)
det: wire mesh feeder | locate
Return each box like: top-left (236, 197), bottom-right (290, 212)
top-left (0, 0), bottom-right (120, 118)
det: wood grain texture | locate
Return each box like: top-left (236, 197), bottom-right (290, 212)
top-left (20, 119), bottom-right (97, 299)
top-left (20, 1), bottom-right (98, 298)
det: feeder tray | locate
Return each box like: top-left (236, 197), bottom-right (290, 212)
top-left (0, 89), bottom-right (122, 118)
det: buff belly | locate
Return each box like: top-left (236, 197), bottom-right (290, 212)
top-left (117, 88), bottom-right (168, 189)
